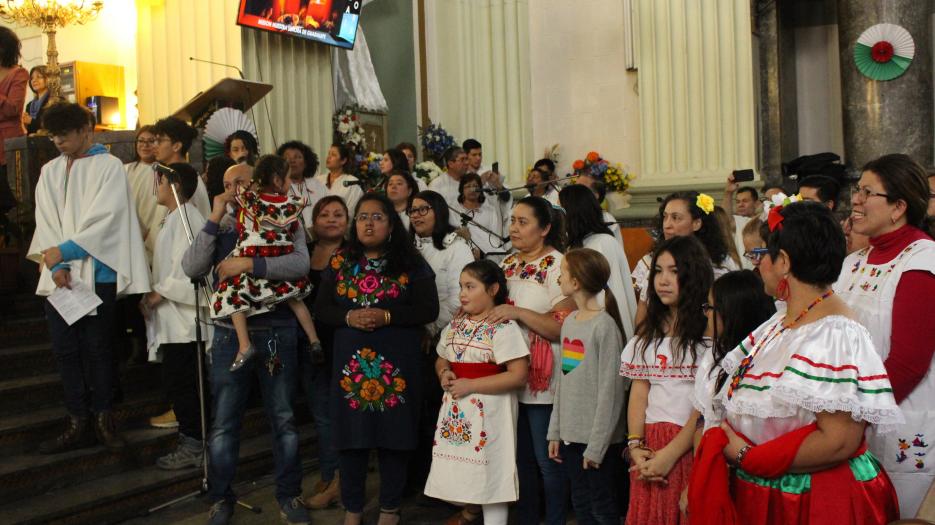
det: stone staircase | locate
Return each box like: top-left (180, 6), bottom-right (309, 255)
top-left (0, 292), bottom-right (317, 524)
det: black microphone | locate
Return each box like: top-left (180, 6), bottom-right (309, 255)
top-left (343, 179), bottom-right (367, 188)
top-left (152, 162), bottom-right (179, 179)
top-left (189, 56), bottom-right (245, 79)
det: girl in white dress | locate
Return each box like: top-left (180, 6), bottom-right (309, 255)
top-left (620, 235), bottom-right (713, 525)
top-left (425, 260), bottom-right (530, 525)
top-left (633, 191), bottom-right (738, 326)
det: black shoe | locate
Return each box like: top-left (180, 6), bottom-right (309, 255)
top-left (38, 415), bottom-right (96, 454)
top-left (93, 411), bottom-right (127, 451)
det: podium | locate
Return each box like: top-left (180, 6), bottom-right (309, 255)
top-left (173, 77), bottom-right (273, 127)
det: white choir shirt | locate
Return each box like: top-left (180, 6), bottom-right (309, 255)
top-left (147, 202), bottom-right (212, 360)
top-left (582, 233), bottom-right (637, 339)
top-left (125, 160), bottom-right (166, 264)
top-left (733, 214), bottom-right (754, 270)
top-left (428, 171), bottom-right (461, 204)
top-left (602, 210), bottom-right (623, 243)
top-left (450, 199), bottom-right (510, 260)
top-left (291, 177), bottom-right (329, 230)
top-left (190, 177), bottom-right (212, 221)
top-left (416, 232), bottom-right (475, 337)
top-left (315, 172), bottom-right (364, 216)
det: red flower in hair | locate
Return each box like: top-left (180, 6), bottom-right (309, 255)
top-left (767, 205), bottom-right (785, 232)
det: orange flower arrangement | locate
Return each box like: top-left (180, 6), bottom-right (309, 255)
top-left (359, 379), bottom-right (385, 401)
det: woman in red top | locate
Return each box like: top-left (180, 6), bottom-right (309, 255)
top-left (0, 27), bottom-right (28, 214)
top-left (835, 153), bottom-right (935, 518)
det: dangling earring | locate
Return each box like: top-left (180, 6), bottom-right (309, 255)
top-left (776, 275), bottom-right (790, 302)
top-left (387, 233), bottom-right (393, 244)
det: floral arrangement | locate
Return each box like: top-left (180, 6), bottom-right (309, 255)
top-left (696, 193), bottom-right (715, 215)
top-left (413, 160), bottom-right (443, 185)
top-left (333, 106), bottom-right (366, 150)
top-left (571, 151), bottom-right (635, 193)
top-left (761, 192), bottom-right (802, 230)
top-left (355, 151), bottom-right (384, 190)
top-left (340, 347), bottom-right (407, 411)
top-left (418, 120), bottom-right (456, 163)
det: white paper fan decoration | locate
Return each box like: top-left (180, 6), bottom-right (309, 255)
top-left (204, 108), bottom-right (257, 144)
top-left (854, 23), bottom-right (915, 81)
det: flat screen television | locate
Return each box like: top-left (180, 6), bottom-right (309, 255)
top-left (237, 0), bottom-right (362, 50)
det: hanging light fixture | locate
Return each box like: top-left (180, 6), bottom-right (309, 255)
top-left (0, 1), bottom-right (104, 99)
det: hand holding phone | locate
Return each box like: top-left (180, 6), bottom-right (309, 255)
top-left (732, 169), bottom-right (755, 183)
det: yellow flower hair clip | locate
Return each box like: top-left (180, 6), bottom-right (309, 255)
top-left (696, 193), bottom-right (715, 215)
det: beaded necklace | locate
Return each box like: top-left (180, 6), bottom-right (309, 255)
top-left (451, 315), bottom-right (491, 362)
top-left (727, 289), bottom-right (834, 399)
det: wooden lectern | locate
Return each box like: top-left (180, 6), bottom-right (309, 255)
top-left (172, 77), bottom-right (273, 127)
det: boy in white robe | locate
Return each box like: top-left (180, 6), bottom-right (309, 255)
top-left (142, 163), bottom-right (212, 470)
top-left (27, 103), bottom-right (150, 454)
top-left (151, 116), bottom-right (212, 220)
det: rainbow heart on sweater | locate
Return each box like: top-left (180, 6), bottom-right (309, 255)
top-left (561, 337), bottom-right (585, 374)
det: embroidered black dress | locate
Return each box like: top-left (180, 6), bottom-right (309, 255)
top-left (314, 249), bottom-right (438, 450)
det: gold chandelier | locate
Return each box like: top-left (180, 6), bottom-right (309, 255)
top-left (0, 1), bottom-right (104, 99)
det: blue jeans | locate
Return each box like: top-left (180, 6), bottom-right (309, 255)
top-left (516, 403), bottom-right (568, 525)
top-left (297, 335), bottom-right (338, 482)
top-left (563, 442), bottom-right (622, 525)
top-left (207, 325), bottom-right (302, 505)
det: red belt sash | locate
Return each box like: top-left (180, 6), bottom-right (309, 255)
top-left (451, 362), bottom-right (504, 379)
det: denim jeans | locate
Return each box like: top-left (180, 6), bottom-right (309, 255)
top-left (206, 325), bottom-right (302, 505)
top-left (45, 283), bottom-right (116, 416)
top-left (516, 403), bottom-right (568, 525)
top-left (563, 442), bottom-right (622, 525)
top-left (297, 335), bottom-right (338, 482)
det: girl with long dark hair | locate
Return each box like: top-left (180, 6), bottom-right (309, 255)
top-left (620, 235), bottom-right (713, 525)
top-left (315, 143), bottom-right (363, 214)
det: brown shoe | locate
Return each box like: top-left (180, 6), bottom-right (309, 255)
top-left (94, 411), bottom-right (127, 451)
top-left (38, 415), bottom-right (96, 454)
top-left (304, 472), bottom-right (340, 509)
top-left (443, 506), bottom-right (482, 525)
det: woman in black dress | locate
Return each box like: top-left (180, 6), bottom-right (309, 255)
top-left (315, 193), bottom-right (439, 525)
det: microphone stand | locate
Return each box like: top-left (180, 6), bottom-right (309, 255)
top-left (145, 182), bottom-right (262, 517)
top-left (484, 174), bottom-right (577, 198)
top-left (446, 203), bottom-right (512, 260)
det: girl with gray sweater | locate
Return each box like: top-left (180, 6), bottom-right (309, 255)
top-left (547, 248), bottom-right (628, 524)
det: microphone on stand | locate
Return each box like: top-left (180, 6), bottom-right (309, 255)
top-left (189, 56), bottom-right (245, 79)
top-left (152, 162), bottom-right (180, 179)
top-left (446, 203), bottom-right (510, 245)
top-left (343, 179), bottom-right (367, 187)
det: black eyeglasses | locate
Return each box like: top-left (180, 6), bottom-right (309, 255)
top-left (136, 138), bottom-right (157, 146)
top-left (743, 247), bottom-right (769, 262)
top-left (407, 205), bottom-right (432, 217)
top-left (851, 185), bottom-right (889, 202)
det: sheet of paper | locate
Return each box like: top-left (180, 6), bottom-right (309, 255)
top-left (46, 279), bottom-right (104, 326)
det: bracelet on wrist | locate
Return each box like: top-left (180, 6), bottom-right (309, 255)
top-left (345, 311), bottom-right (352, 327)
top-left (735, 445), bottom-right (752, 467)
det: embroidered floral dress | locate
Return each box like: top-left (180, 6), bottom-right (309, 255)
top-left (714, 313), bottom-right (903, 524)
top-left (424, 317), bottom-right (529, 504)
top-left (315, 249), bottom-right (438, 450)
top-left (211, 190), bottom-right (310, 318)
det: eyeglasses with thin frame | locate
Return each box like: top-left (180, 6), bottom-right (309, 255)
top-left (851, 185), bottom-right (889, 202)
top-left (743, 247), bottom-right (769, 262)
top-left (355, 212), bottom-right (388, 223)
top-left (136, 138), bottom-right (157, 146)
top-left (406, 205), bottom-right (432, 217)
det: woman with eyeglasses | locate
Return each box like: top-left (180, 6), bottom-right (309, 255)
top-left (686, 201), bottom-right (901, 525)
top-left (314, 193), bottom-right (439, 525)
top-left (124, 125), bottom-right (162, 264)
top-left (834, 154), bottom-right (935, 518)
top-left (451, 172), bottom-right (510, 261)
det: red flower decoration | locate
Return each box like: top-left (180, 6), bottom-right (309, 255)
top-left (767, 205), bottom-right (785, 232)
top-left (871, 40), bottom-right (895, 63)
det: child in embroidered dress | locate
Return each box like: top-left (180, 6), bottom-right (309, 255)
top-left (619, 235), bottom-right (714, 525)
top-left (547, 248), bottom-right (628, 523)
top-left (425, 260), bottom-right (529, 525)
top-left (210, 155), bottom-right (321, 371)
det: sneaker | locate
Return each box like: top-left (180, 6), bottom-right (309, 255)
top-left (150, 409), bottom-right (179, 429)
top-left (156, 434), bottom-right (203, 470)
top-left (280, 497), bottom-right (311, 524)
top-left (207, 500), bottom-right (234, 525)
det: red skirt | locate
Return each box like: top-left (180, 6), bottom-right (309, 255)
top-left (732, 448), bottom-right (899, 525)
top-left (626, 421), bottom-right (692, 525)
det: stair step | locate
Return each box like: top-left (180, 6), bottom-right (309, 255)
top-left (0, 391), bottom-right (167, 454)
top-left (0, 316), bottom-right (49, 347)
top-left (0, 404), bottom-right (312, 506)
top-left (0, 423), bottom-right (319, 525)
top-left (0, 343), bottom-right (55, 381)
top-left (0, 363), bottom-right (162, 415)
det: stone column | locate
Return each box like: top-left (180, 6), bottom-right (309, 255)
top-left (837, 0), bottom-right (933, 171)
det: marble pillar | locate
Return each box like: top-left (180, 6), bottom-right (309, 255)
top-left (837, 0), bottom-right (933, 171)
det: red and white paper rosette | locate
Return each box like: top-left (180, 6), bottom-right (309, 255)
top-left (854, 23), bottom-right (915, 81)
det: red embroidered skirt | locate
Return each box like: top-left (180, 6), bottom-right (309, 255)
top-left (626, 421), bottom-right (692, 525)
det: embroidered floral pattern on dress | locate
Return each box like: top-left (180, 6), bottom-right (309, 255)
top-left (502, 253), bottom-right (556, 284)
top-left (331, 250), bottom-right (410, 307)
top-left (896, 433), bottom-right (929, 467)
top-left (340, 347), bottom-right (407, 411)
top-left (439, 401), bottom-right (472, 445)
top-left (847, 244), bottom-right (916, 292)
